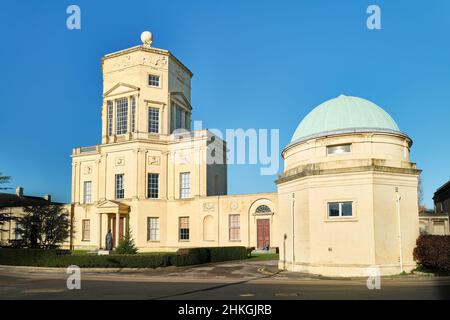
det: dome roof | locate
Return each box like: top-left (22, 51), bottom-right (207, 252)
top-left (291, 95), bottom-right (401, 143)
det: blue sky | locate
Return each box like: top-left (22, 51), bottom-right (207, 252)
top-left (0, 0), bottom-right (449, 207)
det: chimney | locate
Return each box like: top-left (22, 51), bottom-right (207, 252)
top-left (44, 194), bottom-right (52, 202)
top-left (16, 186), bottom-right (23, 197)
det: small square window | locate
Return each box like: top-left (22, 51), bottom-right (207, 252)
top-left (148, 75), bottom-right (160, 87)
top-left (328, 201), bottom-right (353, 218)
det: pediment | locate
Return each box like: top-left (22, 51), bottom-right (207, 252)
top-left (104, 82), bottom-right (140, 98)
top-left (96, 200), bottom-right (129, 214)
top-left (96, 199), bottom-right (121, 209)
top-left (171, 92), bottom-right (192, 110)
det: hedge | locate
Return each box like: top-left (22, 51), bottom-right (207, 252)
top-left (0, 246), bottom-right (247, 268)
top-left (413, 235), bottom-right (450, 272)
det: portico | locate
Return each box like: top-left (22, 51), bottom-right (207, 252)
top-left (96, 200), bottom-right (130, 247)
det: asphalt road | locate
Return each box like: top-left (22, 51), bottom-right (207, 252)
top-left (1, 260), bottom-right (450, 300)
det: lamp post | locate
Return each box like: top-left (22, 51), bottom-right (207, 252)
top-left (395, 187), bottom-right (403, 273)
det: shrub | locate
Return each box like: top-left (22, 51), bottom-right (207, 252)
top-left (114, 231), bottom-right (138, 255)
top-left (0, 246), bottom-right (247, 268)
top-left (413, 235), bottom-right (450, 272)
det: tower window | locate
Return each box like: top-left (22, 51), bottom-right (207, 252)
top-left (328, 202), bottom-right (353, 218)
top-left (148, 75), bottom-right (160, 87)
top-left (327, 144), bottom-right (351, 155)
top-left (147, 173), bottom-right (159, 198)
top-left (148, 107), bottom-right (159, 133)
top-left (115, 174), bottom-right (124, 199)
top-left (83, 181), bottom-right (92, 204)
top-left (116, 97), bottom-right (128, 135)
top-left (170, 101), bottom-right (190, 133)
top-left (107, 101), bottom-right (113, 136)
top-left (131, 96), bottom-right (136, 133)
top-left (180, 172), bottom-right (190, 199)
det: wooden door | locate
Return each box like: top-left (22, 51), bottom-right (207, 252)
top-left (257, 219), bottom-right (270, 249)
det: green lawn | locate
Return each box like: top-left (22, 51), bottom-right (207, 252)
top-left (248, 253), bottom-right (279, 260)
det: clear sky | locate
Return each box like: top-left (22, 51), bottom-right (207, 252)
top-left (0, 0), bottom-right (449, 207)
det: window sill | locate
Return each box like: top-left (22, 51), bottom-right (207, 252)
top-left (147, 240), bottom-right (160, 243)
top-left (178, 240), bottom-right (190, 242)
top-left (324, 217), bottom-right (358, 222)
top-left (229, 240), bottom-right (241, 242)
top-left (81, 239), bottom-right (90, 242)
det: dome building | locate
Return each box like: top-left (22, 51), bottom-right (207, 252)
top-left (276, 95), bottom-right (421, 276)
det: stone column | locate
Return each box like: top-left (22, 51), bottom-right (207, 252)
top-left (115, 212), bottom-right (120, 247)
top-left (98, 213), bottom-right (102, 249)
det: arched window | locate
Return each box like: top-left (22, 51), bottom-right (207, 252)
top-left (255, 205), bottom-right (271, 213)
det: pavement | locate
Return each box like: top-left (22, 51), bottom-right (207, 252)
top-left (1, 260), bottom-right (450, 300)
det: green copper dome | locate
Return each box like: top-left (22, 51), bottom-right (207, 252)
top-left (291, 95), bottom-right (401, 143)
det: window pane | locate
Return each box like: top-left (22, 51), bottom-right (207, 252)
top-left (328, 203), bottom-right (340, 217)
top-left (131, 96), bottom-right (136, 133)
top-left (82, 220), bottom-right (90, 241)
top-left (148, 107), bottom-right (159, 133)
top-left (229, 214), bottom-right (240, 241)
top-left (342, 202), bottom-right (353, 216)
top-left (147, 217), bottom-right (160, 241)
top-left (116, 97), bottom-right (128, 135)
top-left (147, 173), bottom-right (159, 198)
top-left (115, 174), bottom-right (124, 199)
top-left (179, 217), bottom-right (189, 240)
top-left (180, 172), bottom-right (190, 199)
top-left (148, 75), bottom-right (160, 87)
top-left (107, 101), bottom-right (113, 136)
top-left (327, 144), bottom-right (351, 155)
top-left (83, 181), bottom-right (92, 204)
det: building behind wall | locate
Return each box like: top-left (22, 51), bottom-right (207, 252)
top-left (0, 187), bottom-right (62, 246)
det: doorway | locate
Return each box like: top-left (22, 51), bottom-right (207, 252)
top-left (257, 219), bottom-right (270, 249)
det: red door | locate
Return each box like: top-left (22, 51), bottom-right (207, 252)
top-left (257, 219), bottom-right (270, 249)
top-left (111, 217), bottom-right (124, 246)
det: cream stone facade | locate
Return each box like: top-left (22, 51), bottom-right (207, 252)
top-left (71, 33), bottom-right (277, 252)
top-left (70, 32), bottom-right (421, 276)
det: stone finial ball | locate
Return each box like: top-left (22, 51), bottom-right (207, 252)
top-left (140, 31), bottom-right (153, 46)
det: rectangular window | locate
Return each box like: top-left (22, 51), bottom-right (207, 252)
top-left (83, 181), bottom-right (92, 204)
top-left (131, 96), bottom-right (136, 133)
top-left (148, 74), bottom-right (160, 87)
top-left (180, 172), bottom-right (190, 199)
top-left (147, 217), bottom-right (160, 241)
top-left (328, 201), bottom-right (353, 218)
top-left (176, 106), bottom-right (182, 129)
top-left (147, 173), bottom-right (159, 199)
top-left (15, 222), bottom-right (22, 240)
top-left (229, 214), bottom-right (240, 241)
top-left (115, 174), bottom-right (124, 199)
top-left (107, 101), bottom-right (113, 136)
top-left (148, 107), bottom-right (159, 133)
top-left (115, 97), bottom-right (128, 135)
top-left (170, 101), bottom-right (190, 133)
top-left (327, 144), bottom-right (351, 155)
top-left (82, 219), bottom-right (90, 241)
top-left (179, 217), bottom-right (189, 240)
